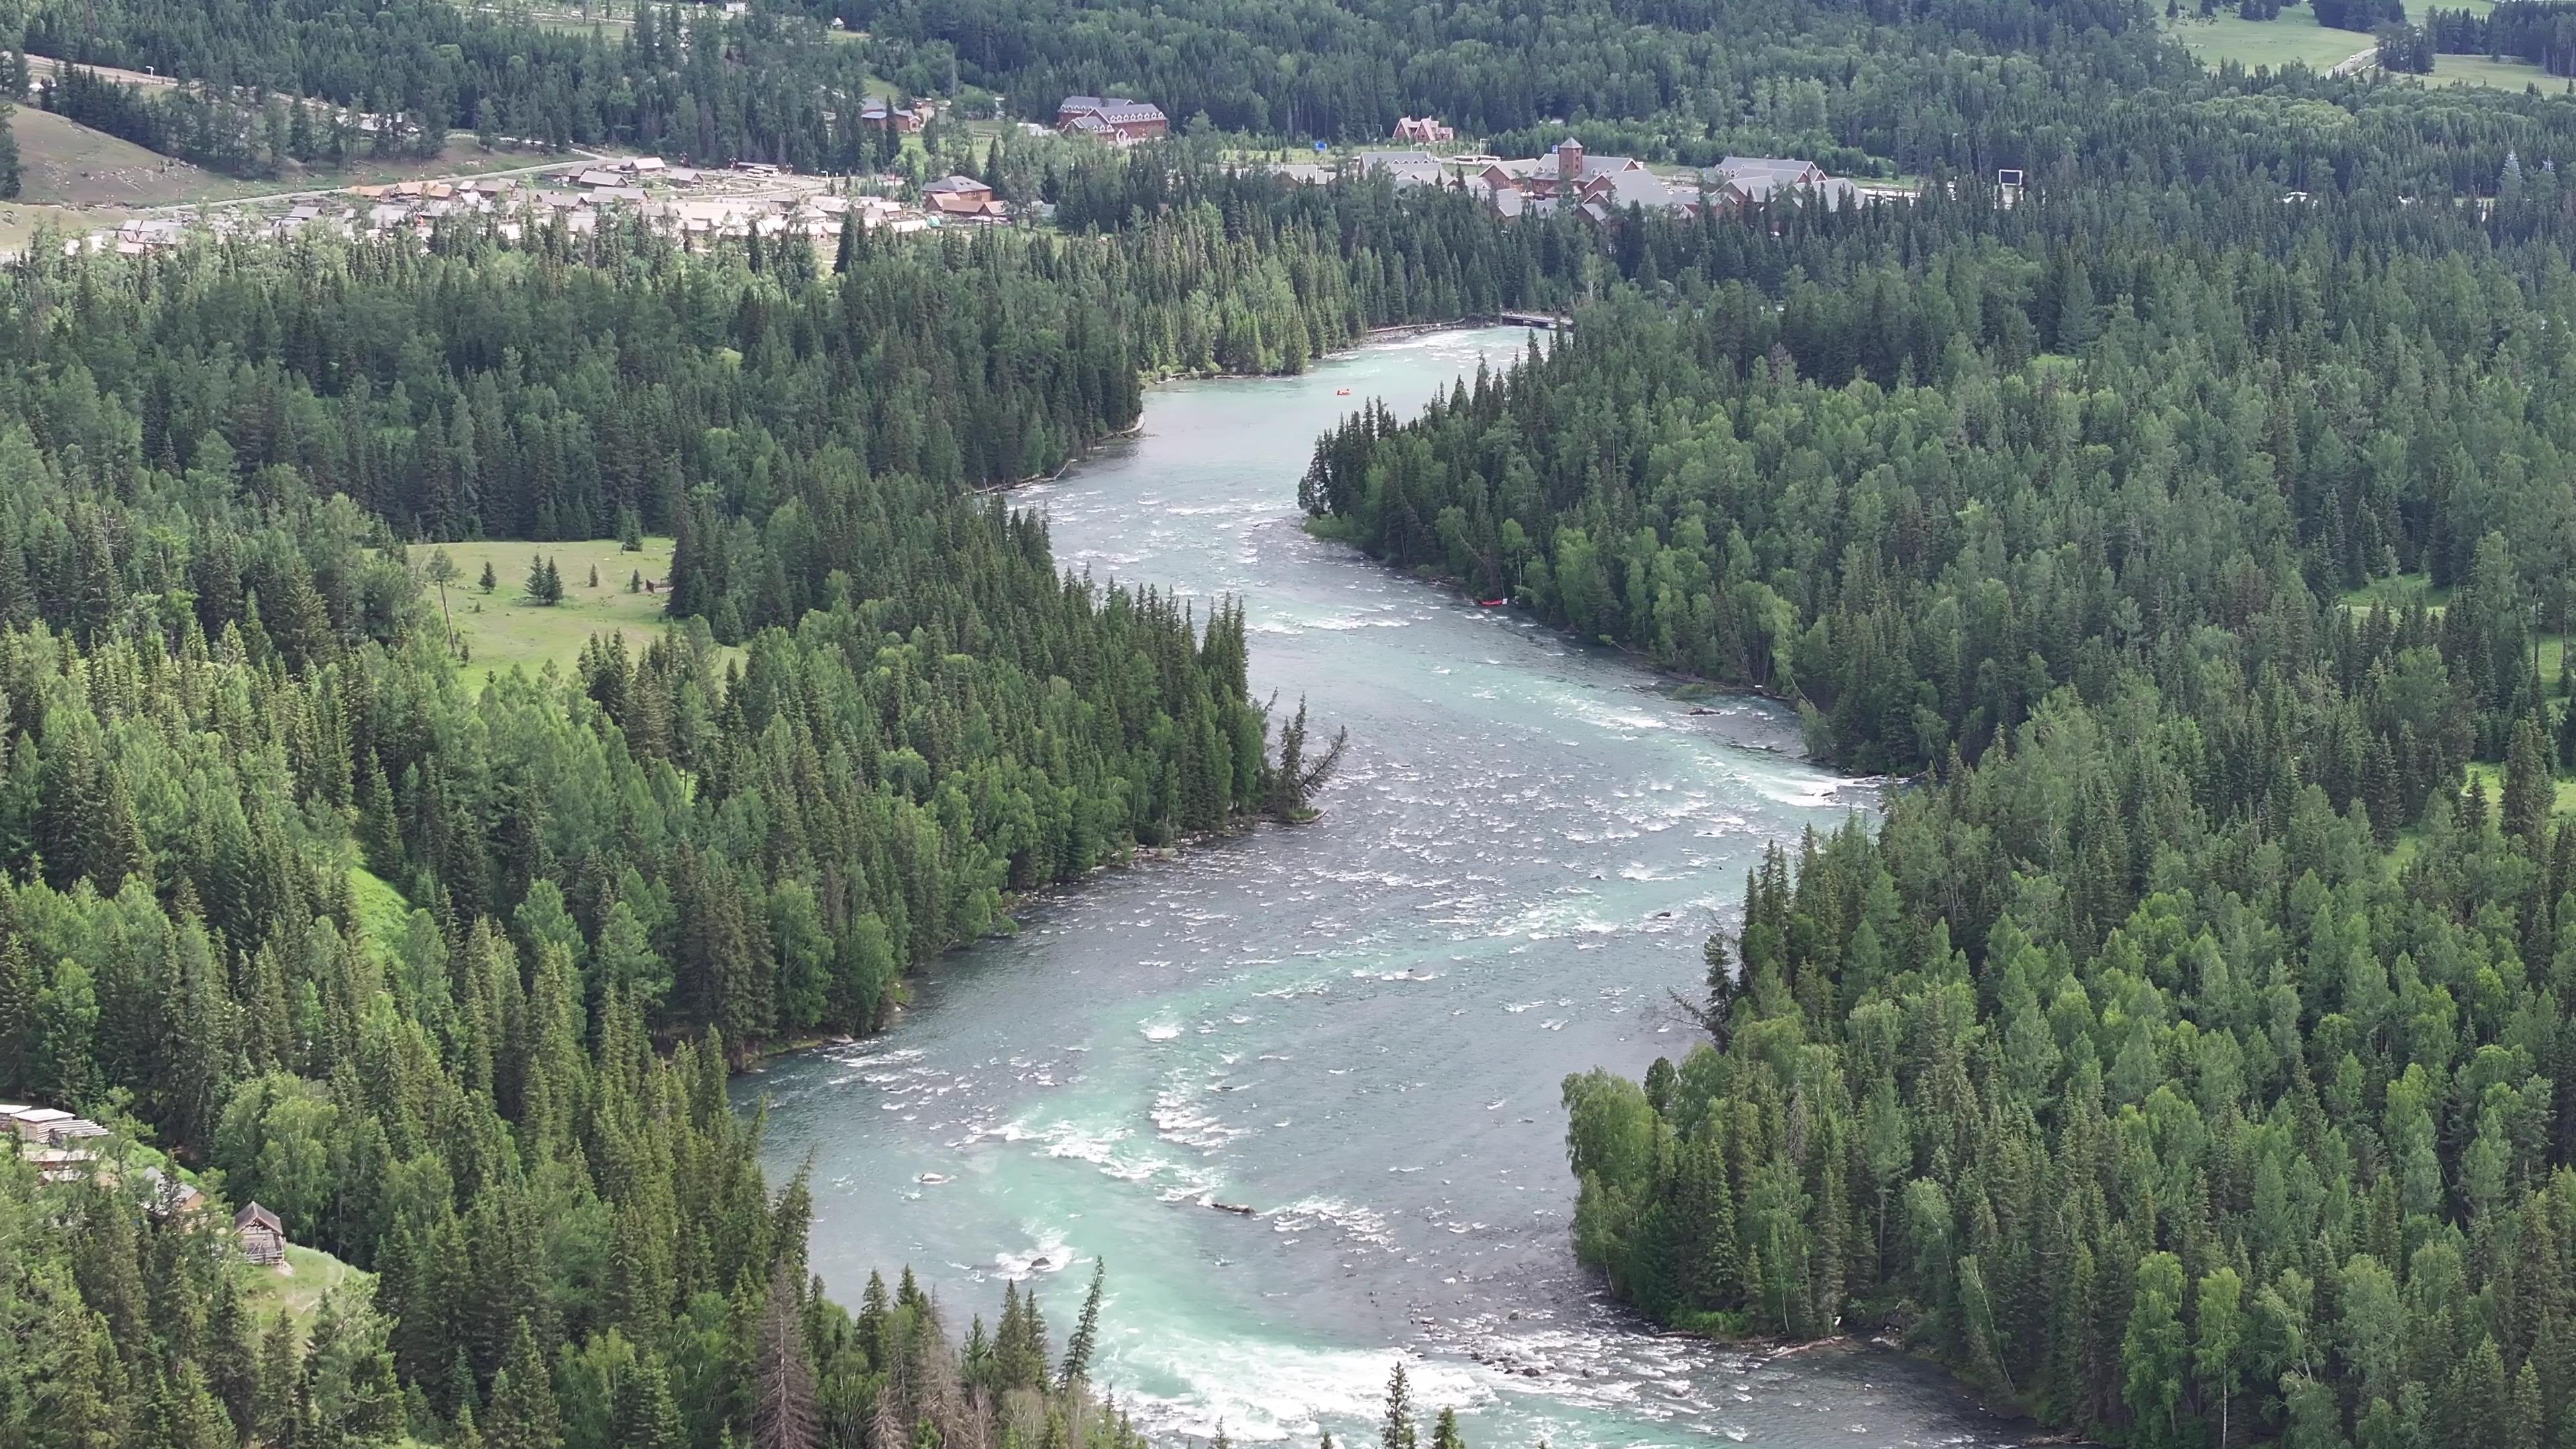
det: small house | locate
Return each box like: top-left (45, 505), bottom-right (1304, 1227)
top-left (1391, 116), bottom-right (1454, 145)
top-left (235, 1202), bottom-right (286, 1265)
top-left (858, 98), bottom-right (929, 133)
top-left (27, 1146), bottom-right (99, 1184)
top-left (8, 1108), bottom-right (70, 1141)
top-left (46, 1118), bottom-right (109, 1147)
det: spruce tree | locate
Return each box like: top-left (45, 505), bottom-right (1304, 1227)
top-left (1379, 1361), bottom-right (1417, 1449)
top-left (484, 1319), bottom-right (561, 1449)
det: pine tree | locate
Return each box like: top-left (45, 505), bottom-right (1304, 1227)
top-left (0, 102), bottom-right (18, 202)
top-left (1058, 1260), bottom-right (1105, 1389)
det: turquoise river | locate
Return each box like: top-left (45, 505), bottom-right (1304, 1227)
top-left (743, 329), bottom-right (2029, 1449)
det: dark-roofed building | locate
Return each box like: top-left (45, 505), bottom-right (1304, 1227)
top-left (859, 97), bottom-right (931, 133)
top-left (1717, 156), bottom-right (1826, 189)
top-left (1575, 167), bottom-right (1704, 223)
top-left (1055, 96), bottom-right (1169, 142)
top-left (924, 174), bottom-right (1008, 222)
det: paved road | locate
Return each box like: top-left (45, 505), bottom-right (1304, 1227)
top-left (28, 54), bottom-right (183, 91)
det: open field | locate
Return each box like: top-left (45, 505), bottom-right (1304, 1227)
top-left (415, 537), bottom-right (686, 683)
top-left (2166, 7), bottom-right (2372, 71)
top-left (2423, 53), bottom-right (2559, 90)
top-left (2167, 0), bottom-right (2557, 87)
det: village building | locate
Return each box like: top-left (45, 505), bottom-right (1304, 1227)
top-left (1360, 150), bottom-right (1449, 189)
top-left (235, 1202), bottom-right (286, 1266)
top-left (7, 1107), bottom-right (71, 1141)
top-left (1391, 116), bottom-right (1454, 145)
top-left (1476, 138), bottom-right (1855, 223)
top-left (1055, 96), bottom-right (1169, 143)
top-left (140, 1167), bottom-right (207, 1219)
top-left (922, 174), bottom-right (1009, 222)
top-left (1480, 138), bottom-right (1647, 203)
top-left (859, 97), bottom-right (933, 133)
top-left (27, 1146), bottom-right (99, 1184)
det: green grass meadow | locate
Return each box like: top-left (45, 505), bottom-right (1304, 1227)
top-left (413, 536), bottom-right (681, 684)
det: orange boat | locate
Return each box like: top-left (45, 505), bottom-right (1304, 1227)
top-left (1335, 387), bottom-right (1351, 396)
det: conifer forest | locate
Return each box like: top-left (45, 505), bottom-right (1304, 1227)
top-left (4, 0), bottom-right (2576, 1448)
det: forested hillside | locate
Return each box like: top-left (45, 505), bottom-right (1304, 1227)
top-left (1212, 13), bottom-right (2576, 1449)
top-left (9, 0), bottom-right (2576, 1443)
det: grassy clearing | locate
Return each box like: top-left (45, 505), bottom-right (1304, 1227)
top-left (2463, 759), bottom-right (2576, 817)
top-left (2167, 6), bottom-right (2373, 72)
top-left (348, 865), bottom-right (416, 956)
top-left (237, 1242), bottom-right (370, 1338)
top-left (415, 536), bottom-right (684, 684)
top-left (2424, 53), bottom-right (2561, 91)
top-left (2337, 572), bottom-right (2451, 614)
top-left (8, 106), bottom-right (208, 205)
